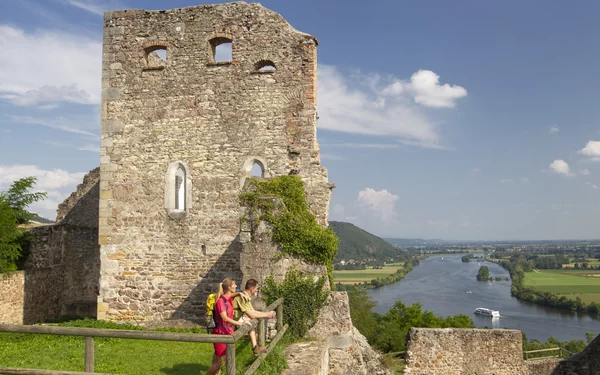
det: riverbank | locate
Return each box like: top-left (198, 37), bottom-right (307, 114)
top-left (495, 257), bottom-right (600, 316)
top-left (368, 255), bottom-right (599, 342)
top-left (333, 258), bottom-right (421, 290)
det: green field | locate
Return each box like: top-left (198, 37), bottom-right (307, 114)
top-left (0, 322), bottom-right (288, 375)
top-left (524, 269), bottom-right (600, 303)
top-left (333, 263), bottom-right (404, 284)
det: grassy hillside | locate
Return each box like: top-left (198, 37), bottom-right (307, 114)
top-left (329, 221), bottom-right (408, 261)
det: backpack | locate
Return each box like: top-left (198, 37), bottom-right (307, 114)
top-left (204, 293), bottom-right (217, 333)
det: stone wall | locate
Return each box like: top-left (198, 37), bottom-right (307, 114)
top-left (98, 2), bottom-right (331, 322)
top-left (0, 168), bottom-right (102, 324)
top-left (559, 333), bottom-right (600, 375)
top-left (239, 203), bottom-right (329, 290)
top-left (0, 272), bottom-right (24, 324)
top-left (404, 328), bottom-right (528, 375)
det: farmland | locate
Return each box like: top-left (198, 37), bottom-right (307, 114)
top-left (523, 269), bottom-right (600, 304)
top-left (333, 263), bottom-right (405, 284)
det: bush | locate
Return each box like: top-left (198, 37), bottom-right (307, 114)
top-left (261, 269), bottom-right (328, 339)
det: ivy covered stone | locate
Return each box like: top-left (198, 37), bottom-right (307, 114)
top-left (239, 175), bottom-right (339, 280)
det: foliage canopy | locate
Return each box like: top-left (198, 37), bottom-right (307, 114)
top-left (0, 177), bottom-right (47, 273)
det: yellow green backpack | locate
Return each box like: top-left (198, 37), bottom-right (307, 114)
top-left (204, 293), bottom-right (217, 332)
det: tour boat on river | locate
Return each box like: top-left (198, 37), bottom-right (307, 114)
top-left (474, 307), bottom-right (500, 317)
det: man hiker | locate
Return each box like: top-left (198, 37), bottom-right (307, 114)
top-left (233, 279), bottom-right (276, 356)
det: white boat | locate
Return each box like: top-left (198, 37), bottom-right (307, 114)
top-left (474, 307), bottom-right (500, 317)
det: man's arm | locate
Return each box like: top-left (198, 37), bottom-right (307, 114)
top-left (245, 309), bottom-right (276, 320)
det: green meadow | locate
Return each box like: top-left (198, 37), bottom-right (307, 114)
top-left (524, 269), bottom-right (600, 303)
top-left (333, 263), bottom-right (404, 284)
top-left (0, 320), bottom-right (289, 375)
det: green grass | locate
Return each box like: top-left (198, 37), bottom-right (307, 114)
top-left (333, 263), bottom-right (405, 284)
top-left (0, 320), bottom-right (290, 375)
top-left (524, 270), bottom-right (600, 303)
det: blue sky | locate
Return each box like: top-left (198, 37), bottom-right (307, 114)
top-left (1, 0), bottom-right (600, 240)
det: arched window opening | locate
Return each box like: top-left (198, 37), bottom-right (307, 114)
top-left (209, 37), bottom-right (233, 63)
top-left (145, 46), bottom-right (167, 69)
top-left (174, 164), bottom-right (186, 211)
top-left (165, 161), bottom-right (191, 219)
top-left (250, 162), bottom-right (264, 177)
top-left (254, 60), bottom-right (276, 72)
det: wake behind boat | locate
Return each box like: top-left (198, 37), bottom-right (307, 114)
top-left (474, 307), bottom-right (500, 318)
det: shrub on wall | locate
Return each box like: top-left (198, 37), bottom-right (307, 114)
top-left (262, 269), bottom-right (328, 338)
top-left (239, 175), bottom-right (339, 282)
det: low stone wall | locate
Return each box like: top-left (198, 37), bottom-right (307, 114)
top-left (404, 328), bottom-right (528, 375)
top-left (0, 272), bottom-right (24, 324)
top-left (526, 359), bottom-right (561, 375)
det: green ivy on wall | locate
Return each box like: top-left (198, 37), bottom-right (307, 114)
top-left (239, 175), bottom-right (339, 282)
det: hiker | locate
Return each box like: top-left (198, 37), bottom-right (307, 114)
top-left (206, 278), bottom-right (251, 375)
top-left (232, 279), bottom-right (276, 356)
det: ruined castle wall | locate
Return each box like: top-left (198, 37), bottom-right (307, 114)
top-left (99, 2), bottom-right (331, 322)
top-left (0, 272), bottom-right (24, 324)
top-left (4, 169), bottom-right (102, 324)
top-left (404, 328), bottom-right (528, 375)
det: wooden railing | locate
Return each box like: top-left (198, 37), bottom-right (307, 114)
top-left (523, 347), bottom-right (574, 360)
top-left (0, 297), bottom-right (287, 375)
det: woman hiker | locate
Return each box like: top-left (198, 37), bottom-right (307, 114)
top-left (205, 278), bottom-right (251, 375)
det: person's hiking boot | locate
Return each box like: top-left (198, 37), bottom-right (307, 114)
top-left (253, 345), bottom-right (267, 356)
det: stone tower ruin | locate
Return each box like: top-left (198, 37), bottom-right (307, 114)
top-left (98, 2), bottom-right (331, 322)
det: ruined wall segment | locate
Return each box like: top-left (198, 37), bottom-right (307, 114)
top-left (99, 2), bottom-right (331, 322)
top-left (404, 328), bottom-right (528, 375)
top-left (0, 272), bottom-right (24, 324)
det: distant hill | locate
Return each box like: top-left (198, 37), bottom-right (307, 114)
top-left (329, 221), bottom-right (409, 262)
top-left (384, 237), bottom-right (447, 246)
top-left (30, 215), bottom-right (55, 224)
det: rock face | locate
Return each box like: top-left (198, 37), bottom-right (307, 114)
top-left (98, 2), bottom-right (331, 322)
top-left (306, 292), bottom-right (392, 375)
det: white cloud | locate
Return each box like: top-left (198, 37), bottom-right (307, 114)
top-left (0, 165), bottom-right (87, 219)
top-left (60, 0), bottom-right (107, 15)
top-left (332, 204), bottom-right (345, 216)
top-left (0, 25), bottom-right (101, 106)
top-left (7, 115), bottom-right (99, 139)
top-left (521, 177), bottom-right (529, 183)
top-left (357, 188), bottom-right (399, 224)
top-left (549, 126), bottom-right (560, 134)
top-left (318, 65), bottom-right (467, 148)
top-left (472, 168), bottom-right (481, 173)
top-left (585, 182), bottom-right (599, 190)
top-left (579, 141), bottom-right (600, 161)
top-left (404, 70), bottom-right (467, 108)
top-left (39, 139), bottom-right (100, 153)
top-left (501, 179), bottom-right (514, 183)
top-left (322, 143), bottom-right (400, 149)
top-left (580, 169), bottom-right (591, 176)
top-left (320, 153), bottom-right (345, 161)
top-left (549, 159), bottom-right (571, 176)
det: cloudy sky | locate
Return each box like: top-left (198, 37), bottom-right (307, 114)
top-left (1, 0), bottom-right (600, 240)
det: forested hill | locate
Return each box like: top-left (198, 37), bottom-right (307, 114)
top-left (329, 221), bottom-right (409, 262)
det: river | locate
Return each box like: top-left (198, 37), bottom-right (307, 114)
top-left (368, 254), bottom-right (599, 342)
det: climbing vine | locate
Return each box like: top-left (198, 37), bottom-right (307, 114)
top-left (239, 175), bottom-right (339, 281)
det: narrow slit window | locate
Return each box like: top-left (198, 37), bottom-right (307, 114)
top-left (209, 37), bottom-right (233, 63)
top-left (174, 165), bottom-right (185, 210)
top-left (165, 161), bottom-right (191, 218)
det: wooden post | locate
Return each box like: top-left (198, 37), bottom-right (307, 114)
top-left (226, 343), bottom-right (236, 375)
top-left (258, 319), bottom-right (265, 347)
top-left (276, 303), bottom-right (283, 331)
top-left (85, 336), bottom-right (94, 373)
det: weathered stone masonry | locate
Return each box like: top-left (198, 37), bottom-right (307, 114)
top-left (99, 2), bottom-right (331, 322)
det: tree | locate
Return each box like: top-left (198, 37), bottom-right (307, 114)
top-left (476, 266), bottom-right (491, 281)
top-left (0, 177), bottom-right (46, 273)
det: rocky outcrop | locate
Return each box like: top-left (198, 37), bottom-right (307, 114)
top-left (304, 292), bottom-right (392, 375)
